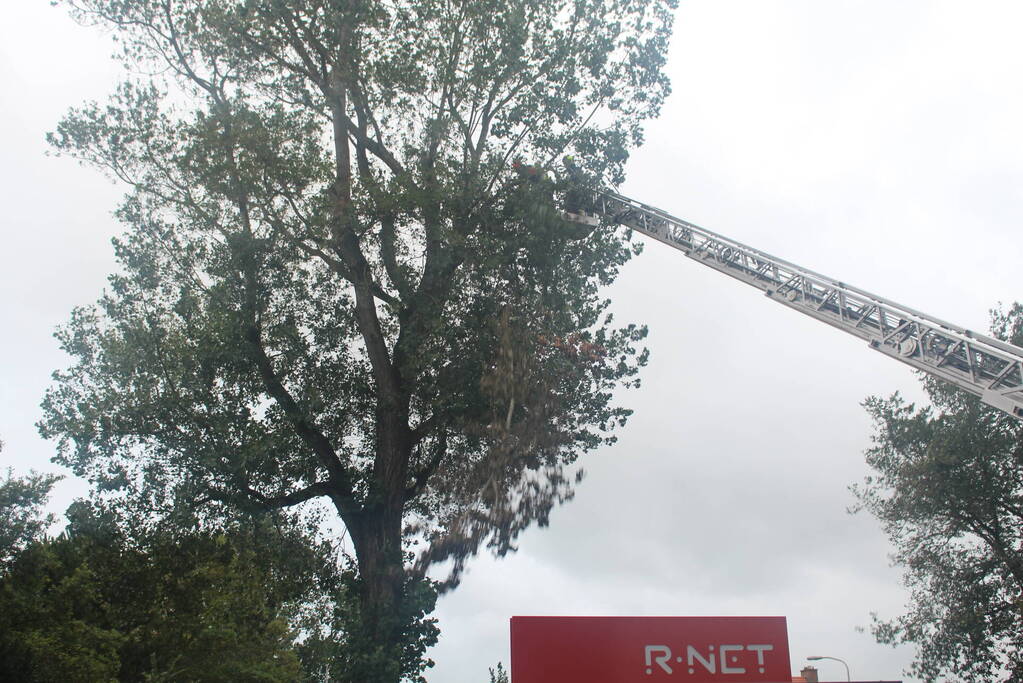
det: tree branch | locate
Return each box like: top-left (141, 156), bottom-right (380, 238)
top-left (206, 480), bottom-right (333, 511)
top-left (405, 429), bottom-right (447, 502)
top-left (243, 323), bottom-right (356, 513)
top-left (243, 481), bottom-right (334, 509)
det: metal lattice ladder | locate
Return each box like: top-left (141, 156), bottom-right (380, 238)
top-left (590, 190), bottom-right (1023, 419)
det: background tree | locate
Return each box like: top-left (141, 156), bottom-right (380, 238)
top-left (488, 662), bottom-right (510, 683)
top-left (0, 439), bottom-right (61, 569)
top-left (0, 503), bottom-right (367, 682)
top-left (41, 0), bottom-right (674, 679)
top-left (853, 303), bottom-right (1023, 682)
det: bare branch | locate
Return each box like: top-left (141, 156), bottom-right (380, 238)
top-left (405, 429), bottom-right (447, 502)
top-left (244, 323), bottom-right (358, 514)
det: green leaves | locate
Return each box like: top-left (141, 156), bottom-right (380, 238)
top-left (0, 514), bottom-right (320, 682)
top-left (46, 0), bottom-right (672, 677)
top-left (854, 304), bottom-right (1023, 682)
top-left (0, 441), bottom-right (62, 570)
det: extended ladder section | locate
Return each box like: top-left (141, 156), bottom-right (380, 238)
top-left (590, 190), bottom-right (1023, 419)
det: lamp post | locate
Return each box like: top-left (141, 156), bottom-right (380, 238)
top-left (807, 655), bottom-right (851, 682)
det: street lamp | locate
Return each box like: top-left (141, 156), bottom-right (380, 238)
top-left (807, 655), bottom-right (851, 682)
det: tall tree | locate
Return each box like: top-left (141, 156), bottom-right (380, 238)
top-left (854, 304), bottom-right (1023, 682)
top-left (41, 0), bottom-right (674, 678)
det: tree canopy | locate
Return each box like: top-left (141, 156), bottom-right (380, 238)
top-left (42, 0), bottom-right (675, 678)
top-left (0, 504), bottom-right (356, 682)
top-left (854, 303), bottom-right (1023, 682)
top-left (0, 440), bottom-right (61, 570)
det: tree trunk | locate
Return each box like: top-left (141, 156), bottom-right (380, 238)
top-left (344, 406), bottom-right (413, 683)
top-left (348, 506), bottom-right (407, 683)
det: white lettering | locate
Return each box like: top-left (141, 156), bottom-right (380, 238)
top-left (687, 645), bottom-right (716, 674)
top-left (747, 644), bottom-right (774, 674)
top-left (746, 644), bottom-right (774, 664)
top-left (645, 645), bottom-right (673, 675)
top-left (643, 642), bottom-right (777, 676)
top-left (719, 645), bottom-right (745, 674)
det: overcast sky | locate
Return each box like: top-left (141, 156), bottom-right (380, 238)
top-left (3, 2), bottom-right (1022, 681)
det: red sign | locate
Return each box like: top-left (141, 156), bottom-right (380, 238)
top-left (510, 616), bottom-right (791, 683)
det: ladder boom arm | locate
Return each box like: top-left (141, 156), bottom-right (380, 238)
top-left (591, 190), bottom-right (1023, 419)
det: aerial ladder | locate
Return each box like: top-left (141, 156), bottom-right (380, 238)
top-left (564, 190), bottom-right (1023, 420)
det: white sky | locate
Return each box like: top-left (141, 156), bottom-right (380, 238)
top-left (3, 2), bottom-right (1023, 681)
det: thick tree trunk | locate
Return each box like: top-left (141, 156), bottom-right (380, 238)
top-left (349, 507), bottom-right (407, 683)
top-left (343, 407), bottom-right (414, 683)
